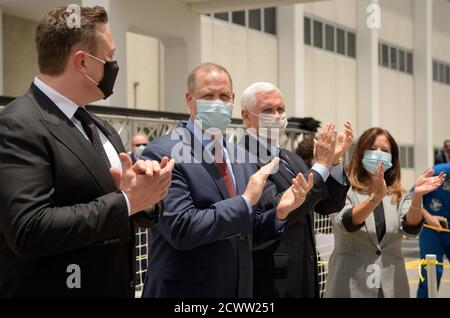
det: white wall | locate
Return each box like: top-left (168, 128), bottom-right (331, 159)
top-left (432, 0), bottom-right (450, 148)
top-left (302, 0), bottom-right (357, 132)
top-left (432, 0), bottom-right (450, 62)
top-left (377, 0), bottom-right (415, 187)
top-left (379, 0), bottom-right (414, 49)
top-left (378, 70), bottom-right (414, 144)
top-left (2, 14), bottom-right (39, 97)
top-left (201, 15), bottom-right (278, 118)
top-left (126, 32), bottom-right (160, 111)
top-left (85, 0), bottom-right (202, 110)
top-left (303, 0), bottom-right (357, 29)
top-left (303, 48), bottom-right (357, 129)
top-left (377, 0), bottom-right (415, 145)
top-left (432, 83), bottom-right (450, 148)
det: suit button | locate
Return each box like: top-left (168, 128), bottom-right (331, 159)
top-left (376, 250), bottom-right (381, 255)
top-left (239, 234), bottom-right (246, 241)
top-left (129, 281), bottom-right (135, 289)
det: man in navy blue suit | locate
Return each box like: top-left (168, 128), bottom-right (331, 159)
top-left (141, 63), bottom-right (313, 298)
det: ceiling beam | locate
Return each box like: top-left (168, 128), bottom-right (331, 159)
top-left (188, 0), bottom-right (321, 13)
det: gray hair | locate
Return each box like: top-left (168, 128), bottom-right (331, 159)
top-left (241, 82), bottom-right (282, 112)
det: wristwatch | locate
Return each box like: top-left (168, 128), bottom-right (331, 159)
top-left (369, 193), bottom-right (379, 205)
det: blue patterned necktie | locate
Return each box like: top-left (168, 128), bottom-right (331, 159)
top-left (278, 149), bottom-right (296, 177)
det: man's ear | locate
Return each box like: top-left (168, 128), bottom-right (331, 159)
top-left (185, 91), bottom-right (191, 104)
top-left (73, 50), bottom-right (87, 74)
top-left (241, 109), bottom-right (251, 128)
top-left (186, 91), bottom-right (196, 118)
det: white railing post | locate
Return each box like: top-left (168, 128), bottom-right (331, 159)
top-left (426, 254), bottom-right (438, 298)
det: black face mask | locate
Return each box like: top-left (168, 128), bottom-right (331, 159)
top-left (84, 52), bottom-right (120, 99)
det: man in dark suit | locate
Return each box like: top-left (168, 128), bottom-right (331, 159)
top-left (140, 63), bottom-right (313, 298)
top-left (435, 140), bottom-right (450, 165)
top-left (240, 82), bottom-right (352, 298)
top-left (0, 6), bottom-right (173, 297)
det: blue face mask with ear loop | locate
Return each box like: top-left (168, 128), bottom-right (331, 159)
top-left (194, 99), bottom-right (233, 132)
top-left (362, 150), bottom-right (393, 175)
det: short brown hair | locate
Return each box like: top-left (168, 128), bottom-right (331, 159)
top-left (36, 6), bottom-right (108, 75)
top-left (348, 127), bottom-right (404, 204)
top-left (187, 62), bottom-right (233, 93)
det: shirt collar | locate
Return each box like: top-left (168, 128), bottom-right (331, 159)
top-left (33, 76), bottom-right (81, 120)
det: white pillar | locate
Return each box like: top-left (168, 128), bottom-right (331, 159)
top-left (278, 4), bottom-right (304, 117)
top-left (356, 0), bottom-right (379, 134)
top-left (161, 38), bottom-right (189, 113)
top-left (82, 0), bottom-right (127, 107)
top-left (413, 0), bottom-right (433, 177)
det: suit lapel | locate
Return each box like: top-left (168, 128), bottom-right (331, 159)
top-left (354, 191), bottom-right (380, 248)
top-left (241, 132), bottom-right (294, 185)
top-left (29, 84), bottom-right (117, 194)
top-left (379, 196), bottom-right (397, 248)
top-left (182, 124), bottom-right (230, 200)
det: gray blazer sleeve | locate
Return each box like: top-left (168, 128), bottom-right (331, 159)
top-left (398, 194), bottom-right (423, 237)
top-left (332, 188), bottom-right (359, 234)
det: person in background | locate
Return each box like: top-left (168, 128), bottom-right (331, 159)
top-left (417, 163), bottom-right (450, 298)
top-left (435, 140), bottom-right (450, 165)
top-left (240, 82), bottom-right (352, 298)
top-left (130, 133), bottom-right (149, 164)
top-left (296, 135), bottom-right (331, 296)
top-left (325, 127), bottom-right (445, 298)
top-left (295, 137), bottom-right (315, 169)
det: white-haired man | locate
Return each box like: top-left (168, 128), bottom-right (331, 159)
top-left (240, 82), bottom-right (353, 298)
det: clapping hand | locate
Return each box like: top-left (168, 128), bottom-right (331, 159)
top-left (110, 153), bottom-right (175, 214)
top-left (276, 172), bottom-right (314, 220)
top-left (414, 169), bottom-right (446, 196)
top-left (334, 121), bottom-right (353, 164)
top-left (314, 122), bottom-right (337, 169)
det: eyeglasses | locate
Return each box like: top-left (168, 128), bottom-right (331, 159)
top-left (134, 143), bottom-right (147, 147)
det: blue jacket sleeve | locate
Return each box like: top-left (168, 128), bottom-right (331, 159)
top-left (141, 141), bottom-right (253, 251)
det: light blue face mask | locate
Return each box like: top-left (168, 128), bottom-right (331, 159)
top-left (195, 99), bottom-right (233, 132)
top-left (362, 150), bottom-right (393, 175)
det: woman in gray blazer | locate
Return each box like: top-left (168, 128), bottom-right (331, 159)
top-left (325, 127), bottom-right (446, 298)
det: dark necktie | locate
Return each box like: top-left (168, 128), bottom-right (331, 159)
top-left (74, 107), bottom-right (111, 169)
top-left (213, 142), bottom-right (236, 197)
top-left (278, 149), bottom-right (296, 177)
top-left (373, 204), bottom-right (386, 243)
